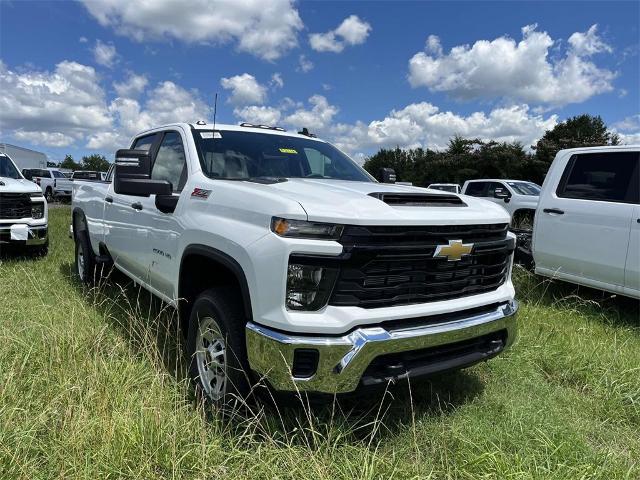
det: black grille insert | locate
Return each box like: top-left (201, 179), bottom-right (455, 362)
top-left (0, 193), bottom-right (31, 219)
top-left (329, 224), bottom-right (512, 308)
top-left (369, 192), bottom-right (465, 206)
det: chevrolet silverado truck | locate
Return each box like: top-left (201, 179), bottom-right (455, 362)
top-left (71, 122), bottom-right (518, 405)
top-left (532, 145), bottom-right (639, 299)
top-left (0, 153), bottom-right (48, 255)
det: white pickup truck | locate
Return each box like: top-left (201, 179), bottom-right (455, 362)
top-left (72, 122), bottom-right (518, 405)
top-left (533, 145), bottom-right (639, 299)
top-left (0, 153), bottom-right (48, 255)
top-left (461, 179), bottom-right (541, 229)
top-left (30, 168), bottom-right (74, 202)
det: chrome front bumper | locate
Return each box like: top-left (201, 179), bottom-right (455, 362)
top-left (246, 300), bottom-right (518, 394)
top-left (0, 224), bottom-right (48, 245)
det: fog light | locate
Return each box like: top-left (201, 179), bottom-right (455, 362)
top-left (31, 203), bottom-right (44, 219)
top-left (286, 262), bottom-right (338, 311)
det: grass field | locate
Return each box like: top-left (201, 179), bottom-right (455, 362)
top-left (1, 206), bottom-right (639, 479)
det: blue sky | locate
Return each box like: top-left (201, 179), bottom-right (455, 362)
top-left (1, 0), bottom-right (638, 163)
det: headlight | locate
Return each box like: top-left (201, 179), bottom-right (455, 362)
top-left (271, 217), bottom-right (343, 240)
top-left (286, 262), bottom-right (338, 311)
top-left (31, 202), bottom-right (44, 219)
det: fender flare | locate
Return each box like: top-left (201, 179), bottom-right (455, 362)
top-left (179, 244), bottom-right (253, 321)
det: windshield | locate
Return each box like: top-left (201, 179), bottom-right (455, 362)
top-left (0, 156), bottom-right (21, 179)
top-left (193, 130), bottom-right (373, 182)
top-left (507, 181), bottom-right (541, 196)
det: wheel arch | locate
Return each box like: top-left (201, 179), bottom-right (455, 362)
top-left (178, 244), bottom-right (253, 333)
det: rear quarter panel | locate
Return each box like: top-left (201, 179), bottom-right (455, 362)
top-left (72, 180), bottom-right (111, 254)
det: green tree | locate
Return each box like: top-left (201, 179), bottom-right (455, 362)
top-left (81, 154), bottom-right (111, 172)
top-left (534, 114), bottom-right (620, 165)
top-left (59, 154), bottom-right (81, 170)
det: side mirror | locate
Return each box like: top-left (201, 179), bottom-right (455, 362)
top-left (493, 188), bottom-right (511, 202)
top-left (114, 149), bottom-right (172, 196)
top-left (377, 168), bottom-right (396, 184)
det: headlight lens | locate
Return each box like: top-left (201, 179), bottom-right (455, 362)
top-left (31, 202), bottom-right (44, 219)
top-left (271, 217), bottom-right (343, 240)
top-left (286, 262), bottom-right (338, 311)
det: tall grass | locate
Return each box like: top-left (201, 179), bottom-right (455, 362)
top-left (1, 207), bottom-right (638, 479)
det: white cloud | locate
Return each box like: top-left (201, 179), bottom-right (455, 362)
top-left (233, 105), bottom-right (282, 126)
top-left (87, 81), bottom-right (210, 151)
top-left (612, 115), bottom-right (640, 145)
top-left (283, 95), bottom-right (338, 130)
top-left (13, 131), bottom-right (75, 147)
top-left (408, 24), bottom-right (616, 106)
top-left (309, 15), bottom-right (371, 53)
top-left (297, 54), bottom-right (314, 73)
top-left (330, 103), bottom-right (557, 154)
top-left (93, 40), bottom-right (117, 67)
top-left (80, 0), bottom-right (302, 61)
top-left (270, 72), bottom-right (284, 89)
top-left (0, 60), bottom-right (111, 143)
top-left (568, 24), bottom-right (612, 56)
top-left (113, 72), bottom-right (148, 98)
top-left (220, 73), bottom-right (267, 105)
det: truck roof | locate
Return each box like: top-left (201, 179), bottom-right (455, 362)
top-left (556, 144), bottom-right (639, 154)
top-left (135, 122), bottom-right (327, 144)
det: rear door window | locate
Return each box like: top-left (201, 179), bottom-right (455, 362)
top-left (557, 152), bottom-right (639, 204)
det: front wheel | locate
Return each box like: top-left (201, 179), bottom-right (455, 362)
top-left (45, 187), bottom-right (54, 203)
top-left (186, 288), bottom-right (251, 410)
top-left (74, 231), bottom-right (97, 285)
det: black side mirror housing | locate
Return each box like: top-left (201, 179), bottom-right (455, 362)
top-left (493, 188), bottom-right (511, 201)
top-left (377, 168), bottom-right (396, 184)
top-left (114, 149), bottom-right (172, 196)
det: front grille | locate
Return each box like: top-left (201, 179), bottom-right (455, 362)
top-left (329, 224), bottom-right (513, 308)
top-left (0, 193), bottom-right (31, 219)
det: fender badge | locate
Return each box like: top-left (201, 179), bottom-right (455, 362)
top-left (191, 188), bottom-right (212, 199)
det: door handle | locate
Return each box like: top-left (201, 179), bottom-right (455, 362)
top-left (543, 208), bottom-right (564, 215)
top-left (131, 202), bottom-right (143, 211)
top-left (105, 196), bottom-right (113, 203)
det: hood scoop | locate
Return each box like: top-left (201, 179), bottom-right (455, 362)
top-left (369, 192), bottom-right (466, 207)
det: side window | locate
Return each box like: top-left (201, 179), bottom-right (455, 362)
top-left (486, 182), bottom-right (506, 197)
top-left (105, 165), bottom-right (115, 183)
top-left (132, 134), bottom-right (156, 151)
top-left (465, 182), bottom-right (486, 196)
top-left (558, 152), bottom-right (639, 204)
top-left (52, 170), bottom-right (65, 178)
top-left (152, 131), bottom-right (187, 192)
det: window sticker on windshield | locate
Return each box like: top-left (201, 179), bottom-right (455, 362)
top-left (279, 148), bottom-right (298, 154)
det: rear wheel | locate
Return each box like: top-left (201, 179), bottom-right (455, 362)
top-left (186, 288), bottom-right (251, 410)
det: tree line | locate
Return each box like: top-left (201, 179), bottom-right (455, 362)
top-left (363, 114), bottom-right (621, 186)
top-left (55, 153), bottom-right (111, 172)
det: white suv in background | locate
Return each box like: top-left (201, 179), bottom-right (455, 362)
top-left (462, 179), bottom-right (541, 228)
top-left (427, 183), bottom-right (461, 194)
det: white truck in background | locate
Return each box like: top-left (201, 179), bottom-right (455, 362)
top-left (532, 145), bottom-right (639, 299)
top-left (0, 153), bottom-right (48, 255)
top-left (31, 168), bottom-right (74, 202)
top-left (461, 179), bottom-right (541, 229)
top-left (72, 122), bottom-right (518, 407)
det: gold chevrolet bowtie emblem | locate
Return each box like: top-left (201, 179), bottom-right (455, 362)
top-left (434, 239), bottom-right (474, 261)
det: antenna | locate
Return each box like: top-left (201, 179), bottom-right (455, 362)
top-left (213, 92), bottom-right (218, 131)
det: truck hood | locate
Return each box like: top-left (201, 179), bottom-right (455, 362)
top-left (0, 177), bottom-right (41, 194)
top-left (266, 179), bottom-right (510, 225)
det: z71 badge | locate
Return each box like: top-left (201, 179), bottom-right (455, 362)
top-left (191, 188), bottom-right (212, 199)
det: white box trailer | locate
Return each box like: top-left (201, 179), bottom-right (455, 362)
top-left (0, 143), bottom-right (47, 171)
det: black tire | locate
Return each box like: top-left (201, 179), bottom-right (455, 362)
top-left (45, 187), bottom-right (54, 203)
top-left (74, 231), bottom-right (97, 285)
top-left (186, 288), bottom-right (251, 410)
